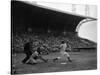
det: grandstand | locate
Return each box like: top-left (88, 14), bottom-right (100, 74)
top-left (11, 1), bottom-right (96, 53)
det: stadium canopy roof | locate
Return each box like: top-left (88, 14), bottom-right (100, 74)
top-left (11, 1), bottom-right (97, 33)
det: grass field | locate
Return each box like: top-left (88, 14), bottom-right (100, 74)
top-left (12, 50), bottom-right (97, 74)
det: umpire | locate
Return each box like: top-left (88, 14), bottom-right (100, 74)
top-left (22, 41), bottom-right (33, 64)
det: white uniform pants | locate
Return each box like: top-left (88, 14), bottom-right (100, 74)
top-left (57, 51), bottom-right (70, 59)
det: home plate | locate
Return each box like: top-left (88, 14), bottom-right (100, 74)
top-left (60, 62), bottom-right (67, 64)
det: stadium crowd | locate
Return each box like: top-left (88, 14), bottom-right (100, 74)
top-left (12, 32), bottom-right (95, 54)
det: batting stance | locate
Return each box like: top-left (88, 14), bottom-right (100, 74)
top-left (53, 41), bottom-right (72, 62)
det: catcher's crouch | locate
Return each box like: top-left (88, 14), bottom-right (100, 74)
top-left (26, 47), bottom-right (48, 64)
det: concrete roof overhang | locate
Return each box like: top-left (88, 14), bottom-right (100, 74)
top-left (11, 1), bottom-right (97, 33)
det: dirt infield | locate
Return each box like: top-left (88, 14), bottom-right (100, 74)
top-left (11, 51), bottom-right (97, 74)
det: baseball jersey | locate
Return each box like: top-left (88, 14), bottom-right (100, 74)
top-left (60, 43), bottom-right (67, 52)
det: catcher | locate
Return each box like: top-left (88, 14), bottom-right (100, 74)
top-left (26, 44), bottom-right (48, 64)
